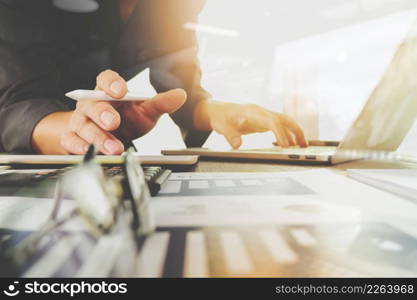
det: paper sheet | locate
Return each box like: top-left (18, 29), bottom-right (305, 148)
top-left (2, 169), bottom-right (416, 231)
top-left (153, 170), bottom-right (417, 227)
top-left (0, 197), bottom-right (81, 231)
top-left (348, 169), bottom-right (417, 190)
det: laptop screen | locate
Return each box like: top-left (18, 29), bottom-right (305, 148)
top-left (339, 17), bottom-right (417, 152)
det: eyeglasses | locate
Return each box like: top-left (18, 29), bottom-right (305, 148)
top-left (122, 148), bottom-right (155, 236)
top-left (7, 145), bottom-right (155, 270)
top-left (62, 145), bottom-right (122, 235)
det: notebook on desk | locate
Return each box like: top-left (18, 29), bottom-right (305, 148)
top-left (163, 18), bottom-right (417, 165)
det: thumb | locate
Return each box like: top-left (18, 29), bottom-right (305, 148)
top-left (223, 129), bottom-right (242, 149)
top-left (140, 89), bottom-right (186, 119)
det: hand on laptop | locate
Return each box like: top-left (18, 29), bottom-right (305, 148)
top-left (194, 101), bottom-right (308, 149)
top-left (32, 70), bottom-right (186, 155)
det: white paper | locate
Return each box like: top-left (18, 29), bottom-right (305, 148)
top-left (135, 232), bottom-right (170, 278)
top-left (2, 170), bottom-right (417, 232)
top-left (0, 197), bottom-right (81, 231)
top-left (214, 180), bottom-right (235, 187)
top-left (290, 228), bottom-right (317, 247)
top-left (24, 235), bottom-right (81, 277)
top-left (348, 169), bottom-right (417, 190)
top-left (219, 230), bottom-right (253, 274)
top-left (75, 235), bottom-right (125, 277)
top-left (183, 231), bottom-right (209, 278)
top-left (188, 180), bottom-right (210, 189)
top-left (153, 170), bottom-right (417, 227)
top-left (258, 229), bottom-right (299, 264)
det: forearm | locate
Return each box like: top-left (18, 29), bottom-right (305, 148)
top-left (194, 99), bottom-right (230, 132)
top-left (194, 99), bottom-right (213, 131)
top-left (32, 111), bottom-right (72, 154)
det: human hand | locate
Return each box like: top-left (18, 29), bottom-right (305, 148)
top-left (61, 69), bottom-right (186, 154)
top-left (195, 101), bottom-right (308, 149)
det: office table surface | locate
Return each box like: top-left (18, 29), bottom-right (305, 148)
top-left (193, 158), bottom-right (417, 264)
top-left (2, 158), bottom-right (417, 278)
top-left (194, 158), bottom-right (417, 173)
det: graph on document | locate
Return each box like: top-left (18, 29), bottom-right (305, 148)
top-left (2, 223), bottom-right (416, 278)
top-left (157, 177), bottom-right (315, 197)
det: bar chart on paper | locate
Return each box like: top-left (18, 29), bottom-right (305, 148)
top-left (157, 173), bottom-right (315, 197)
top-left (2, 223), bottom-right (417, 278)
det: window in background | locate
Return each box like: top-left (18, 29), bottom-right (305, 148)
top-left (133, 0), bottom-right (417, 154)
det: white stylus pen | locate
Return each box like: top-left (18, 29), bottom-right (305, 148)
top-left (65, 89), bottom-right (150, 102)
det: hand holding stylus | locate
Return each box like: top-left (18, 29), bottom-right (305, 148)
top-left (61, 70), bottom-right (186, 155)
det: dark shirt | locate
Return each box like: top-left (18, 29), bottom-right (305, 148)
top-left (0, 0), bottom-right (211, 153)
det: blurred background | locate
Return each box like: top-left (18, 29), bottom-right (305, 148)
top-left (131, 0), bottom-right (417, 154)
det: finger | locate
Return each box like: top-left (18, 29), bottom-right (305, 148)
top-left (221, 126), bottom-right (242, 149)
top-left (60, 132), bottom-right (89, 155)
top-left (284, 128), bottom-right (296, 146)
top-left (278, 114), bottom-right (309, 147)
top-left (138, 89), bottom-right (186, 120)
top-left (76, 120), bottom-right (124, 155)
top-left (96, 69), bottom-right (128, 99)
top-left (77, 101), bottom-right (121, 131)
top-left (270, 120), bottom-right (290, 148)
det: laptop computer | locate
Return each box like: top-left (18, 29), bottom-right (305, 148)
top-left (162, 19), bottom-right (417, 165)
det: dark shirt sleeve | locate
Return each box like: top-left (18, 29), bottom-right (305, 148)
top-left (114, 0), bottom-right (212, 147)
top-left (0, 1), bottom-right (69, 153)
